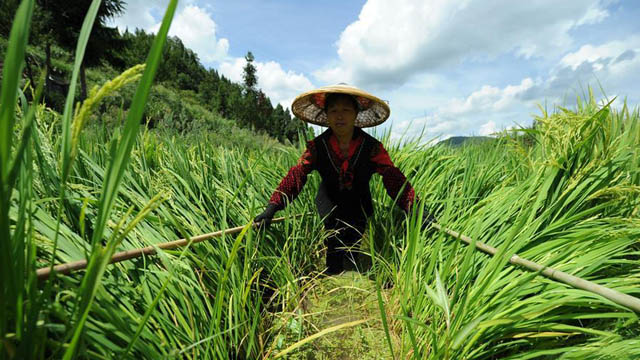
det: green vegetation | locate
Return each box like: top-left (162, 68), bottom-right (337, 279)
top-left (0, 0), bottom-right (308, 143)
top-left (270, 272), bottom-right (397, 359)
top-left (2, 0), bottom-right (639, 359)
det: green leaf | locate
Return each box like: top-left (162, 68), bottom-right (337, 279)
top-left (63, 1), bottom-right (178, 359)
top-left (0, 0), bottom-right (35, 343)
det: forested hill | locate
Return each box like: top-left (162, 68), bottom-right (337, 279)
top-left (0, 0), bottom-right (309, 143)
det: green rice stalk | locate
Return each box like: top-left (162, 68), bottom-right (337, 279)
top-left (62, 1), bottom-right (177, 359)
top-left (0, 0), bottom-right (35, 356)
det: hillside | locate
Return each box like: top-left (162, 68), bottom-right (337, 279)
top-left (437, 135), bottom-right (493, 147)
top-left (0, 22), bottom-right (308, 146)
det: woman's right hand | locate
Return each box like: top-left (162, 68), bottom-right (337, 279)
top-left (254, 204), bottom-right (278, 229)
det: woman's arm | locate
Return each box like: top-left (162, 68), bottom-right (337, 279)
top-left (371, 142), bottom-right (416, 212)
top-left (268, 141), bottom-right (316, 211)
top-left (255, 142), bottom-right (316, 227)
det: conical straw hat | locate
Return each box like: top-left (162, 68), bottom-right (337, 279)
top-left (291, 84), bottom-right (390, 128)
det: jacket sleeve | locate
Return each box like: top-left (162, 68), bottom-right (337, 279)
top-left (268, 140), bottom-right (316, 210)
top-left (371, 142), bottom-right (416, 212)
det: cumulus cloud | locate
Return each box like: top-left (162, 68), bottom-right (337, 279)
top-left (560, 38), bottom-right (639, 70)
top-left (521, 36), bottom-right (640, 103)
top-left (392, 77), bottom-right (537, 142)
top-left (109, 1), bottom-right (229, 64)
top-left (107, 0), bottom-right (166, 32)
top-left (219, 58), bottom-right (314, 109)
top-left (315, 0), bottom-right (608, 88)
top-left (479, 120), bottom-right (498, 136)
top-left (151, 5), bottom-right (229, 63)
top-left (448, 78), bottom-right (536, 115)
top-left (391, 34), bottom-right (640, 143)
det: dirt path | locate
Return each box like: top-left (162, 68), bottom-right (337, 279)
top-left (271, 271), bottom-right (399, 359)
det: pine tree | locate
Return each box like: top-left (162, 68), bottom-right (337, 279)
top-left (34, 0), bottom-right (126, 99)
top-left (271, 104), bottom-right (287, 141)
top-left (242, 51), bottom-right (257, 92)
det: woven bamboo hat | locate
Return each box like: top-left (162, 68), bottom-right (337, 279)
top-left (291, 84), bottom-right (390, 128)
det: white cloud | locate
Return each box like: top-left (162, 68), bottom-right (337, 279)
top-left (219, 57), bottom-right (314, 109)
top-left (316, 0), bottom-right (608, 88)
top-left (389, 33), bottom-right (640, 143)
top-left (107, 0), bottom-right (165, 32)
top-left (560, 37), bottom-right (640, 70)
top-left (479, 120), bottom-right (497, 136)
top-left (109, 1), bottom-right (229, 64)
top-left (576, 3), bottom-right (609, 26)
top-left (391, 77), bottom-right (538, 142)
top-left (257, 61), bottom-right (315, 108)
top-left (521, 36), bottom-right (640, 103)
top-left (218, 58), bottom-right (244, 83)
top-left (151, 5), bottom-right (229, 63)
top-left (447, 78), bottom-right (535, 115)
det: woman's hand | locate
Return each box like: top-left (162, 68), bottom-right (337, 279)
top-left (254, 204), bottom-right (278, 229)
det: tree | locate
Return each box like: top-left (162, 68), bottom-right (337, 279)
top-left (0, 0), bottom-right (20, 37)
top-left (120, 30), bottom-right (207, 91)
top-left (242, 51), bottom-right (257, 92)
top-left (119, 28), bottom-right (154, 68)
top-left (255, 90), bottom-right (272, 131)
top-left (34, 0), bottom-right (125, 99)
top-left (270, 104), bottom-right (287, 141)
top-left (198, 68), bottom-right (221, 108)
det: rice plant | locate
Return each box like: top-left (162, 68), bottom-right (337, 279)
top-left (369, 94), bottom-right (640, 359)
top-left (1, 2), bottom-right (323, 353)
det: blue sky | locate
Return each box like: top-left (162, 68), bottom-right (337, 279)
top-left (110, 0), bottom-right (640, 142)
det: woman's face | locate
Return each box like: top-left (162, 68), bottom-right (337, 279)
top-left (326, 96), bottom-right (357, 138)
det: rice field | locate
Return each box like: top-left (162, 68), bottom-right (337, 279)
top-left (2, 0), bottom-right (639, 359)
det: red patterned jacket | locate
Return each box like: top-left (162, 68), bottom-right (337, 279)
top-left (269, 128), bottom-right (416, 213)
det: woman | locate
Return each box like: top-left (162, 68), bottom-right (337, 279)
top-left (254, 84), bottom-right (429, 274)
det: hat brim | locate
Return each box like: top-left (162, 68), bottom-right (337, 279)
top-left (291, 84), bottom-right (390, 128)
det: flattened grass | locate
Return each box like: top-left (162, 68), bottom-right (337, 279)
top-left (376, 94), bottom-right (640, 359)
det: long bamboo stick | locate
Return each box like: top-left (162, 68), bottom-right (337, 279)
top-left (36, 215), bottom-right (297, 280)
top-left (432, 223), bottom-right (640, 313)
top-left (37, 215), bottom-right (640, 313)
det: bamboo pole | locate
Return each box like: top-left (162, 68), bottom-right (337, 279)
top-left (37, 214), bottom-right (640, 313)
top-left (432, 223), bottom-right (640, 313)
top-left (36, 215), bottom-right (298, 280)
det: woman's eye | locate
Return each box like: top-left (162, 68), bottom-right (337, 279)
top-left (328, 107), bottom-right (354, 114)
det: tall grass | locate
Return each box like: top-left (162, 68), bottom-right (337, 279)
top-left (369, 93), bottom-right (640, 359)
top-left (3, 40), bottom-right (324, 357)
top-left (33, 126), bottom-right (323, 358)
top-left (3, 79), bottom-right (323, 358)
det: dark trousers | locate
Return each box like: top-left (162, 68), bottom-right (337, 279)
top-left (315, 182), bottom-right (368, 273)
